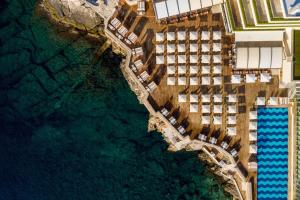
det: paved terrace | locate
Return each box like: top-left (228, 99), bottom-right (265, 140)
top-left (105, 1), bottom-right (289, 199)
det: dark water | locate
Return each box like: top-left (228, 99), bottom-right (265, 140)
top-left (0, 0), bottom-right (230, 199)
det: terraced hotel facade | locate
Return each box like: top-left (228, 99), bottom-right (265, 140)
top-left (97, 0), bottom-right (300, 199)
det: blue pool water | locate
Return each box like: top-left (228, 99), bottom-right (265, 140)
top-left (257, 107), bottom-right (289, 200)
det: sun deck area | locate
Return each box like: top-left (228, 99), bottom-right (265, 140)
top-left (105, 1), bottom-right (292, 199)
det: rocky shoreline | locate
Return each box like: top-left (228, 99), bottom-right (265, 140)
top-left (41, 0), bottom-right (240, 199)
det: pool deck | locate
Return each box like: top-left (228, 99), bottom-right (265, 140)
top-left (103, 1), bottom-right (296, 199)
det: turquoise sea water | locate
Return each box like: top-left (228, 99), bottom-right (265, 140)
top-left (0, 0), bottom-right (230, 199)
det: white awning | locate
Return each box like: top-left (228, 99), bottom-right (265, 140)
top-left (156, 55), bottom-right (164, 64)
top-left (190, 43), bottom-right (198, 52)
top-left (201, 0), bottom-right (213, 8)
top-left (249, 111), bottom-right (257, 120)
top-left (167, 76), bottom-right (175, 85)
top-left (231, 74), bottom-right (241, 84)
top-left (190, 0), bottom-right (202, 10)
top-left (236, 48), bottom-right (248, 69)
top-left (167, 44), bottom-right (175, 53)
top-left (201, 31), bottom-right (210, 40)
top-left (155, 1), bottom-right (168, 19)
top-left (190, 31), bottom-right (198, 40)
top-left (202, 105), bottom-right (210, 113)
top-left (271, 47), bottom-right (282, 68)
top-left (260, 72), bottom-right (271, 82)
top-left (213, 116), bottom-right (222, 125)
top-left (190, 103), bottom-right (198, 113)
top-left (214, 94), bottom-right (222, 103)
top-left (213, 76), bottom-right (222, 85)
top-left (213, 31), bottom-right (221, 40)
top-left (156, 32), bottom-right (164, 42)
top-left (190, 55), bottom-right (198, 63)
top-left (178, 44), bottom-right (186, 52)
top-left (213, 55), bottom-right (221, 63)
top-left (178, 76), bottom-right (186, 85)
top-left (228, 105), bottom-right (237, 114)
top-left (178, 54), bottom-right (186, 63)
top-left (166, 0), bottom-right (179, 16)
top-left (167, 32), bottom-right (175, 41)
top-left (228, 94), bottom-right (237, 103)
top-left (167, 65), bottom-right (175, 74)
top-left (201, 76), bottom-right (210, 85)
top-left (249, 144), bottom-right (257, 154)
top-left (235, 31), bottom-right (283, 42)
top-left (249, 131), bottom-right (257, 141)
top-left (156, 44), bottom-right (164, 54)
top-left (190, 93), bottom-right (198, 102)
top-left (178, 93), bottom-right (187, 102)
top-left (190, 77), bottom-right (198, 85)
top-left (227, 127), bottom-right (236, 136)
top-left (201, 43), bottom-right (210, 52)
top-left (202, 55), bottom-right (210, 64)
top-left (256, 97), bottom-right (266, 106)
top-left (167, 55), bottom-right (175, 64)
top-left (190, 65), bottom-right (198, 74)
top-left (178, 0), bottom-right (190, 14)
top-left (213, 65), bottom-right (222, 74)
top-left (246, 74), bottom-right (256, 83)
top-left (213, 43), bottom-right (221, 52)
top-left (214, 105), bottom-right (222, 113)
top-left (227, 115), bottom-right (236, 125)
top-left (178, 65), bottom-right (186, 74)
top-left (248, 48), bottom-right (259, 69)
top-left (202, 115), bottom-right (210, 124)
top-left (177, 31), bottom-right (186, 41)
top-left (259, 47), bottom-right (271, 68)
top-left (268, 97), bottom-right (279, 105)
top-left (201, 65), bottom-right (210, 74)
top-left (202, 94), bottom-right (210, 103)
top-left (249, 121), bottom-right (257, 130)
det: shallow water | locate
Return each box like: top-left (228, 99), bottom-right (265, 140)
top-left (0, 0), bottom-right (230, 199)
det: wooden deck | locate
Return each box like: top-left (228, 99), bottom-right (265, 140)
top-left (107, 2), bottom-right (289, 200)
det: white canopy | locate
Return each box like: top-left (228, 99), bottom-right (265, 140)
top-left (249, 121), bottom-right (257, 130)
top-left (167, 76), bottom-right (175, 85)
top-left (190, 65), bottom-right (198, 74)
top-left (202, 94), bottom-right (210, 103)
top-left (213, 43), bottom-right (221, 52)
top-left (178, 54), bottom-right (186, 64)
top-left (154, 1), bottom-right (168, 19)
top-left (231, 74), bottom-right (241, 84)
top-left (178, 76), bottom-right (186, 85)
top-left (249, 144), bottom-right (257, 154)
top-left (178, 65), bottom-right (186, 74)
top-left (190, 43), bottom-right (198, 53)
top-left (178, 93), bottom-right (187, 102)
top-left (227, 115), bottom-right (236, 125)
top-left (201, 31), bottom-right (210, 40)
top-left (177, 31), bottom-right (186, 41)
top-left (167, 65), bottom-right (175, 74)
top-left (214, 94), bottom-right (222, 103)
top-left (227, 127), bottom-right (236, 136)
top-left (228, 105), bottom-right (237, 114)
top-left (249, 110), bottom-right (257, 120)
top-left (248, 47), bottom-right (259, 68)
top-left (178, 0), bottom-right (190, 13)
top-left (202, 43), bottom-right (210, 52)
top-left (167, 32), bottom-right (175, 41)
top-left (201, 65), bottom-right (210, 74)
top-left (202, 105), bottom-right (210, 113)
top-left (201, 76), bottom-right (210, 85)
top-left (190, 103), bottom-right (198, 113)
top-left (214, 105), bottom-right (222, 114)
top-left (156, 55), bottom-right (164, 64)
top-left (156, 32), bottom-right (164, 42)
top-left (178, 44), bottom-right (186, 52)
top-left (260, 73), bottom-right (271, 83)
top-left (190, 31), bottom-right (198, 40)
top-left (213, 76), bottom-right (222, 85)
top-left (213, 31), bottom-right (221, 40)
top-left (167, 44), bottom-right (175, 53)
top-left (246, 74), bottom-right (256, 83)
top-left (202, 115), bottom-right (210, 125)
top-left (190, 0), bottom-right (202, 10)
top-left (235, 31), bottom-right (283, 42)
top-left (166, 0), bottom-right (179, 16)
top-left (236, 48), bottom-right (248, 69)
top-left (213, 65), bottom-right (222, 74)
top-left (228, 94), bottom-right (237, 103)
top-left (190, 55), bottom-right (198, 63)
top-left (268, 97), bottom-right (279, 105)
top-left (202, 55), bottom-right (210, 64)
top-left (190, 94), bottom-right (198, 102)
top-left (213, 55), bottom-right (221, 63)
top-left (213, 116), bottom-right (222, 125)
top-left (156, 44), bottom-right (164, 54)
top-left (190, 77), bottom-right (198, 85)
top-left (249, 131), bottom-right (257, 141)
top-left (167, 55), bottom-right (175, 64)
top-left (256, 97), bottom-right (266, 106)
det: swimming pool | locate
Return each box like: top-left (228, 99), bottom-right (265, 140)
top-left (257, 107), bottom-right (289, 200)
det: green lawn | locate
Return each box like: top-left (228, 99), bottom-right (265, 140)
top-left (294, 30), bottom-right (300, 80)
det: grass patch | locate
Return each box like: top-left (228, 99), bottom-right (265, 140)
top-left (294, 30), bottom-right (300, 80)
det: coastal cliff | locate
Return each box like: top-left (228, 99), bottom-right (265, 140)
top-left (41, 0), bottom-right (239, 199)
